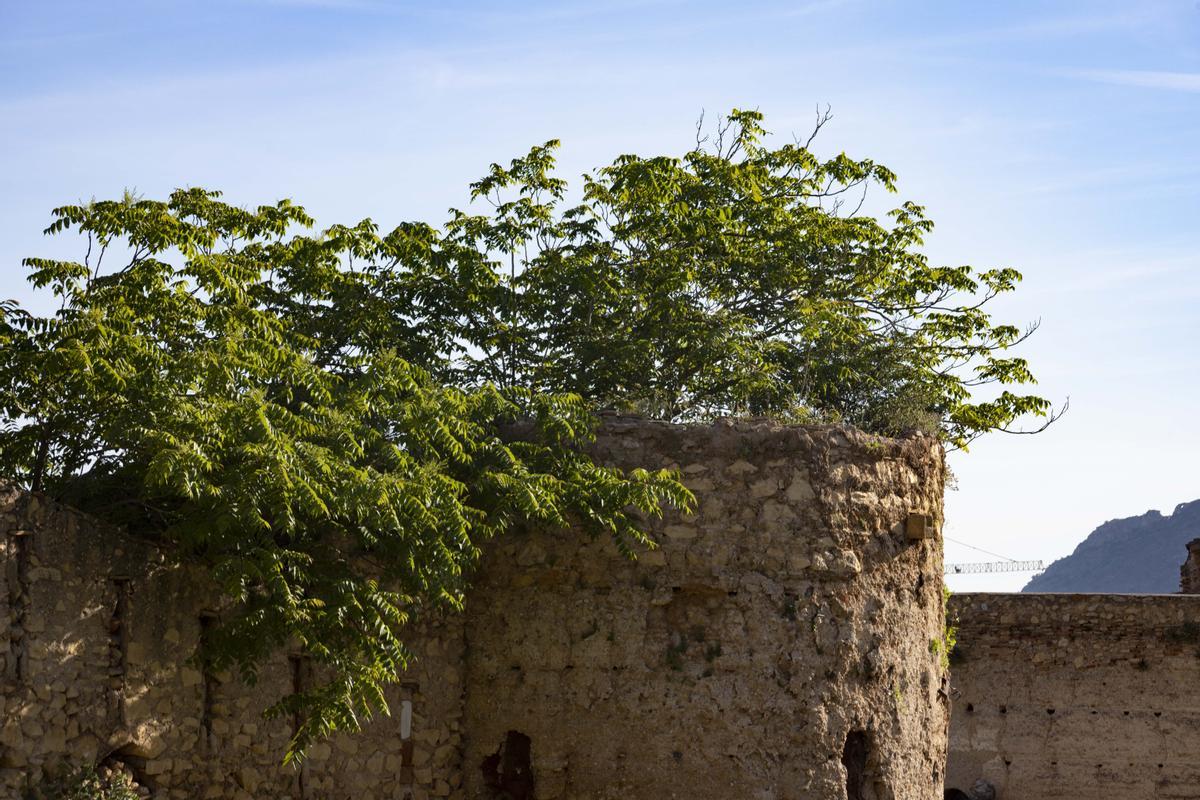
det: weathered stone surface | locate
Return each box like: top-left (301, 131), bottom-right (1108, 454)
top-left (947, 592), bottom-right (1200, 799)
top-left (464, 417), bottom-right (948, 800)
top-left (1, 418), bottom-right (947, 799)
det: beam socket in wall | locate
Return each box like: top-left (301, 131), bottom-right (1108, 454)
top-left (906, 512), bottom-right (935, 541)
top-left (399, 697), bottom-right (414, 783)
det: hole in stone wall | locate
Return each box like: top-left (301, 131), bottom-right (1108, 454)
top-left (841, 730), bottom-right (869, 800)
top-left (481, 730), bottom-right (534, 800)
top-left (945, 791), bottom-right (971, 800)
top-left (965, 703), bottom-right (974, 713)
top-left (102, 743), bottom-right (154, 793)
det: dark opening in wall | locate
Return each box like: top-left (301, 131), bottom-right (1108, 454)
top-left (945, 791), bottom-right (971, 800)
top-left (102, 742), bottom-right (154, 794)
top-left (481, 730), bottom-right (534, 800)
top-left (842, 730), bottom-right (869, 800)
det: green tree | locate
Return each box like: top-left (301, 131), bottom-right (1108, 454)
top-left (442, 110), bottom-right (1058, 447)
top-left (0, 189), bottom-right (689, 758)
top-left (0, 109), bottom-right (1053, 758)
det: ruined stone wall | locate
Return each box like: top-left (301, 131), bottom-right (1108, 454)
top-left (1181, 539), bottom-right (1200, 593)
top-left (1, 419), bottom-right (949, 800)
top-left (947, 593), bottom-right (1200, 800)
top-left (464, 419), bottom-right (948, 800)
top-left (0, 484), bottom-right (467, 800)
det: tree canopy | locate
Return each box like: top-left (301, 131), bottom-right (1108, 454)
top-left (0, 109), bottom-right (1052, 758)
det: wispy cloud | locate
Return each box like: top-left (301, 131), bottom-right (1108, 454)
top-left (254, 0), bottom-right (389, 9)
top-left (900, 6), bottom-right (1167, 50)
top-left (1066, 68), bottom-right (1200, 92)
top-left (0, 29), bottom-right (115, 51)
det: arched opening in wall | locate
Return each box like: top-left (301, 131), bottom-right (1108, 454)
top-left (841, 729), bottom-right (870, 800)
top-left (101, 743), bottom-right (154, 795)
top-left (481, 730), bottom-right (534, 800)
top-left (944, 790), bottom-right (971, 800)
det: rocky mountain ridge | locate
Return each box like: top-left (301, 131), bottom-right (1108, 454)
top-left (1022, 498), bottom-right (1200, 593)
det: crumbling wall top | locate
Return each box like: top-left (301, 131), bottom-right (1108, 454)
top-left (1181, 538), bottom-right (1200, 593)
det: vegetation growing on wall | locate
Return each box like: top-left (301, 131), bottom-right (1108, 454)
top-left (29, 766), bottom-right (140, 800)
top-left (932, 587), bottom-right (959, 671)
top-left (439, 109), bottom-right (1056, 447)
top-left (0, 110), bottom-right (1046, 757)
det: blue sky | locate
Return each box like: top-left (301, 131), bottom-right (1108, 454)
top-left (3, 0), bottom-right (1199, 590)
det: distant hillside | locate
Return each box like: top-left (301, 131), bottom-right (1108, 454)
top-left (1022, 499), bottom-right (1200, 594)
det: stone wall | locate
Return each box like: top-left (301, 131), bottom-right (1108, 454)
top-left (465, 418), bottom-right (948, 800)
top-left (0, 483), bottom-right (467, 800)
top-left (1181, 539), bottom-right (1200, 593)
top-left (946, 592), bottom-right (1200, 800)
top-left (1, 418), bottom-right (949, 799)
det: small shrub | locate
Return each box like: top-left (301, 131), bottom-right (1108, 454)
top-left (780, 595), bottom-right (798, 621)
top-left (665, 634), bottom-right (689, 671)
top-left (29, 766), bottom-right (141, 800)
top-left (1166, 621), bottom-right (1200, 643)
top-left (936, 586), bottom-right (958, 672)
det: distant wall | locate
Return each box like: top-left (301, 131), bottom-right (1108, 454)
top-left (1181, 539), bottom-right (1200, 593)
top-left (2, 418), bottom-right (948, 800)
top-left (946, 593), bottom-right (1200, 799)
